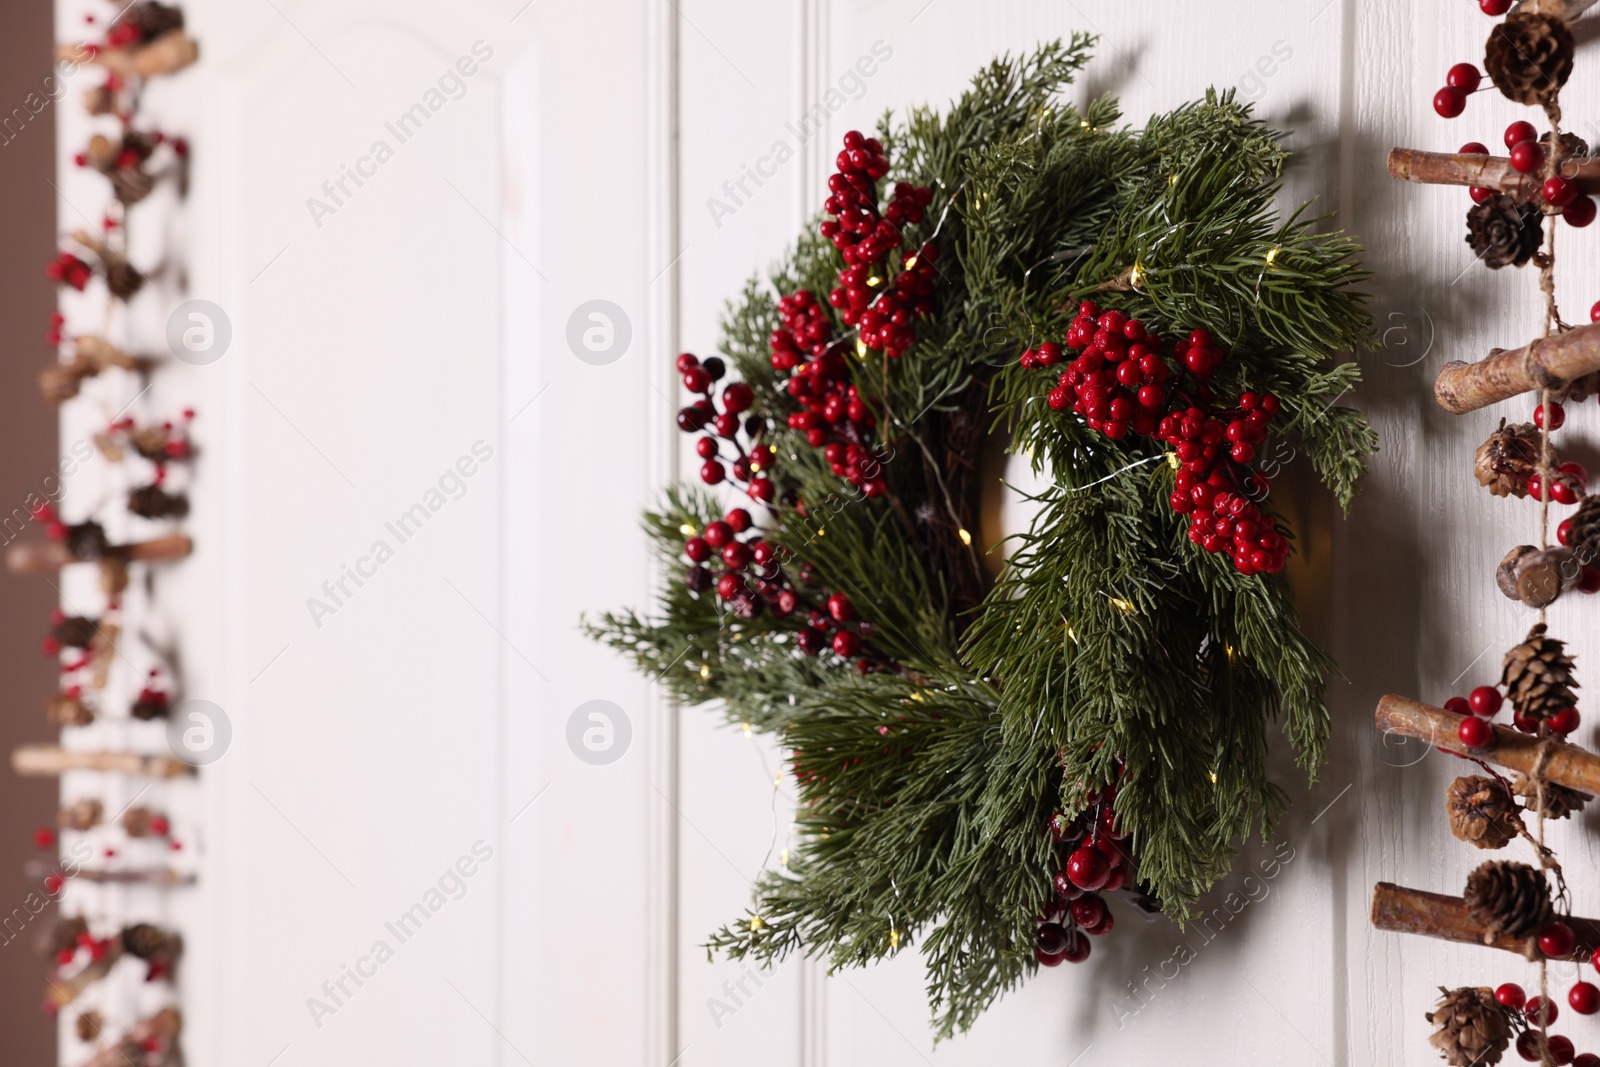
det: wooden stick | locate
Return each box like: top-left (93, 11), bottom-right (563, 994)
top-left (58, 32), bottom-right (200, 79)
top-left (1387, 147), bottom-right (1600, 200)
top-left (1516, 0), bottom-right (1600, 16)
top-left (5, 534), bottom-right (191, 573)
top-left (12, 745), bottom-right (191, 779)
top-left (1434, 322), bottom-right (1600, 414)
top-left (1372, 882), bottom-right (1600, 958)
top-left (25, 861), bottom-right (195, 887)
top-left (1374, 694), bottom-right (1600, 795)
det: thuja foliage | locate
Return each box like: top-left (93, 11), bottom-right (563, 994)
top-left (587, 37), bottom-right (1375, 1038)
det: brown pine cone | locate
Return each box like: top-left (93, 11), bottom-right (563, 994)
top-left (1485, 12), bottom-right (1575, 106)
top-left (50, 616), bottom-right (100, 651)
top-left (60, 798), bottom-right (103, 832)
top-left (121, 806), bottom-right (164, 837)
top-left (121, 922), bottom-right (180, 964)
top-left (1428, 986), bottom-right (1512, 1067)
top-left (47, 692), bottom-right (94, 728)
top-left (130, 690), bottom-right (170, 721)
top-left (1467, 193), bottom-right (1543, 269)
top-left (1569, 494), bottom-right (1600, 565)
top-left (1475, 420), bottom-right (1543, 497)
top-left (111, 167), bottom-right (156, 206)
top-left (129, 0), bottom-right (185, 39)
top-left (65, 520), bottom-right (109, 560)
top-left (105, 259), bottom-right (146, 301)
top-left (1541, 130), bottom-right (1590, 161)
top-left (1448, 776), bottom-right (1523, 849)
top-left (1464, 860), bottom-right (1553, 938)
top-left (1513, 772), bottom-right (1592, 820)
top-left (1500, 623), bottom-right (1579, 724)
top-left (75, 1009), bottom-right (103, 1043)
top-left (128, 483), bottom-right (189, 519)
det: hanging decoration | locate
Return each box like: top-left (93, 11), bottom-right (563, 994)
top-left (1377, 1), bottom-right (1600, 1064)
top-left (10, 2), bottom-right (201, 1062)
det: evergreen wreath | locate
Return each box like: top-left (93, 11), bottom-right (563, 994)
top-left (589, 37), bottom-right (1377, 1037)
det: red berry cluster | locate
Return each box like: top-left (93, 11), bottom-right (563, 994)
top-left (46, 252), bottom-right (92, 291)
top-left (772, 291), bottom-right (889, 497)
top-left (676, 353), bottom-right (777, 502)
top-left (1027, 302), bottom-right (1288, 575)
top-left (1035, 795), bottom-right (1133, 968)
top-left (818, 130), bottom-right (937, 359)
top-left (1492, 970), bottom-right (1600, 1066)
top-left (682, 507), bottom-right (881, 667)
top-left (1446, 682), bottom-right (1581, 747)
top-left (1455, 126), bottom-right (1597, 227)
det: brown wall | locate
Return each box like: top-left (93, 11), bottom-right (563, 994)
top-left (0, 0), bottom-right (67, 1061)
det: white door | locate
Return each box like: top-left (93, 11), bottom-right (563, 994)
top-left (50, 0), bottom-right (1600, 1064)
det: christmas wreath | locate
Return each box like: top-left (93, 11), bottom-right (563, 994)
top-left (590, 37), bottom-right (1376, 1036)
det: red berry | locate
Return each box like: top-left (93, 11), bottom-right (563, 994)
top-left (1505, 121), bottom-right (1539, 149)
top-left (1560, 518), bottom-right (1575, 545)
top-left (1552, 478), bottom-right (1580, 505)
top-left (1458, 716), bottom-right (1493, 748)
top-left (726, 508), bottom-right (753, 533)
top-left (827, 593), bottom-right (855, 622)
top-left (675, 353), bottom-right (699, 373)
top-left (1592, 300), bottom-right (1600, 323)
top-left (1468, 686), bottom-right (1503, 717)
top-left (1510, 141), bottom-right (1545, 175)
top-left (1547, 1036), bottom-right (1575, 1065)
top-left (1571, 981), bottom-right (1600, 1015)
top-left (1566, 196), bottom-right (1598, 227)
top-left (1516, 1032), bottom-right (1542, 1062)
top-left (703, 521), bottom-right (733, 548)
top-left (831, 630), bottom-right (861, 657)
top-left (1035, 921), bottom-right (1069, 957)
top-left (1575, 1055), bottom-right (1600, 1067)
top-left (1433, 87), bottom-right (1466, 118)
top-left (1536, 402), bottom-right (1565, 430)
top-left (32, 827), bottom-right (55, 850)
top-left (1065, 845), bottom-right (1110, 891)
top-left (1550, 707), bottom-right (1581, 735)
top-left (1460, 141), bottom-right (1490, 156)
top-left (716, 574), bottom-right (742, 600)
top-left (1528, 994), bottom-right (1561, 1026)
top-left (721, 542), bottom-right (752, 570)
top-left (1546, 176), bottom-right (1579, 208)
top-left (1470, 186), bottom-right (1494, 204)
top-left (1529, 473), bottom-right (1545, 501)
top-left (1540, 921), bottom-right (1577, 958)
top-left (1085, 909), bottom-right (1115, 937)
top-left (1497, 982), bottom-right (1527, 1010)
top-left (1444, 696), bottom-right (1471, 716)
top-left (1481, 0), bottom-right (1512, 12)
top-left (682, 367), bottom-right (711, 392)
top-left (1068, 896), bottom-right (1106, 929)
top-left (1034, 943), bottom-right (1064, 967)
top-left (696, 437), bottom-right (718, 459)
top-left (1447, 63), bottom-right (1481, 92)
top-left (1061, 930), bottom-right (1091, 963)
top-left (1580, 566), bottom-right (1600, 594)
top-left (699, 460), bottom-right (725, 485)
top-left (722, 382), bottom-right (754, 414)
top-left (684, 537), bottom-right (710, 562)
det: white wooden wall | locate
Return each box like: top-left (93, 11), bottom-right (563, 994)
top-left (59, 0), bottom-right (1600, 1063)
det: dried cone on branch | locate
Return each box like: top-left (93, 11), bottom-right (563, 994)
top-left (1475, 420), bottom-right (1542, 498)
top-left (1467, 193), bottom-right (1543, 269)
top-left (121, 922), bottom-right (180, 966)
top-left (1463, 860), bottom-right (1553, 939)
top-left (60, 798), bottom-right (103, 832)
top-left (1500, 623), bottom-right (1578, 725)
top-left (1427, 986), bottom-right (1512, 1067)
top-left (1485, 12), bottom-right (1575, 107)
top-left (75, 1009), bottom-right (103, 1043)
top-left (1568, 494), bottom-right (1600, 563)
top-left (1513, 772), bottom-right (1592, 820)
top-left (1447, 776), bottom-right (1523, 849)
